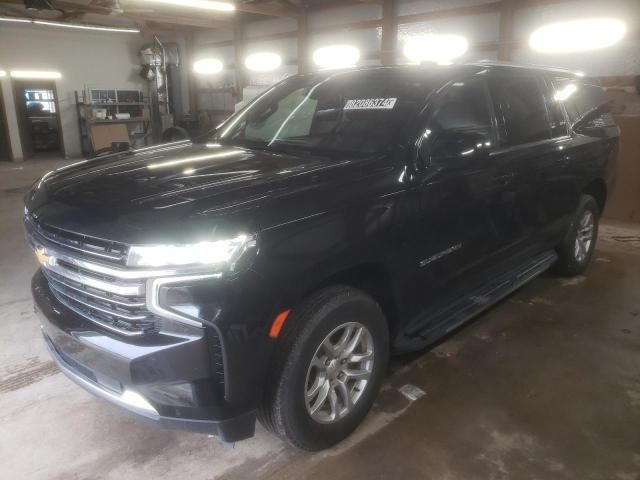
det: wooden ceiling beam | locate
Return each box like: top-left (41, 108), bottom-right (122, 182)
top-left (235, 2), bottom-right (296, 18)
top-left (0, 0), bottom-right (113, 14)
top-left (122, 11), bottom-right (225, 28)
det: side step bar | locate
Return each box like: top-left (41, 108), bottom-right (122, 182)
top-left (395, 250), bottom-right (558, 352)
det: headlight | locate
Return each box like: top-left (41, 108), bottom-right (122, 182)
top-left (126, 234), bottom-right (256, 269)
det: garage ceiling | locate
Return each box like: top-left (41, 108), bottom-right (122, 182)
top-left (0, 0), bottom-right (381, 33)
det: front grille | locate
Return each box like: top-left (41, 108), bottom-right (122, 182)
top-left (44, 269), bottom-right (156, 335)
top-left (26, 215), bottom-right (158, 336)
top-left (25, 216), bottom-right (127, 265)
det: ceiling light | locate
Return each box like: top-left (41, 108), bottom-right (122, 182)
top-left (0, 71), bottom-right (6, 77)
top-left (0, 16), bottom-right (31, 23)
top-left (193, 58), bottom-right (223, 75)
top-left (34, 20), bottom-right (139, 33)
top-left (10, 70), bottom-right (62, 79)
top-left (312, 45), bottom-right (360, 70)
top-left (0, 16), bottom-right (139, 33)
top-left (245, 52), bottom-right (282, 72)
top-left (141, 0), bottom-right (235, 12)
top-left (403, 34), bottom-right (469, 64)
top-left (529, 18), bottom-right (626, 54)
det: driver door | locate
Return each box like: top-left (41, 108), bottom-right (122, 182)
top-left (413, 75), bottom-right (519, 303)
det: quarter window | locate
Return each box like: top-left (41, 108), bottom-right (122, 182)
top-left (489, 76), bottom-right (551, 146)
top-left (553, 79), bottom-right (612, 128)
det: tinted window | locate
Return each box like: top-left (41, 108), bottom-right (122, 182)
top-left (553, 79), bottom-right (613, 128)
top-left (430, 79), bottom-right (493, 134)
top-left (216, 72), bottom-right (437, 156)
top-left (426, 78), bottom-right (493, 160)
top-left (490, 76), bottom-right (551, 146)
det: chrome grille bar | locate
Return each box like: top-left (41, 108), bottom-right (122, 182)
top-left (45, 273), bottom-right (146, 308)
top-left (42, 259), bottom-right (143, 297)
top-left (48, 282), bottom-right (150, 321)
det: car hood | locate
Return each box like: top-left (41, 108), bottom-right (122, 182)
top-left (25, 141), bottom-right (389, 244)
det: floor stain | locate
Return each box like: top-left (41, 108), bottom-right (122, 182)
top-left (0, 358), bottom-right (59, 394)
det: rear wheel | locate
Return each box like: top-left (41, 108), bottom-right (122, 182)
top-left (553, 194), bottom-right (599, 276)
top-left (258, 286), bottom-right (389, 451)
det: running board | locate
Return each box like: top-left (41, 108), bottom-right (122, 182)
top-left (395, 250), bottom-right (558, 352)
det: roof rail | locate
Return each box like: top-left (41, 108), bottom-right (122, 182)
top-left (467, 60), bottom-right (583, 76)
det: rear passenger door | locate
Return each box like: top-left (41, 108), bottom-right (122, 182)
top-left (488, 72), bottom-right (575, 253)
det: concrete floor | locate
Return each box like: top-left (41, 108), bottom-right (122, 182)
top-left (1, 159), bottom-right (639, 480)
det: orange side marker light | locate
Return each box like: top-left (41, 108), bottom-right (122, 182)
top-left (269, 309), bottom-right (291, 339)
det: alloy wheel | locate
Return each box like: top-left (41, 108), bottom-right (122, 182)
top-left (574, 210), bottom-right (595, 263)
top-left (304, 322), bottom-right (374, 424)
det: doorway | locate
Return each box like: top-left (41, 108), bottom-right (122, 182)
top-left (13, 80), bottom-right (65, 160)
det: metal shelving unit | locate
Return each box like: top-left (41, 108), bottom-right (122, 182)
top-left (75, 89), bottom-right (151, 156)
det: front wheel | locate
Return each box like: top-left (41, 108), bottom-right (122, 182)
top-left (553, 194), bottom-right (600, 276)
top-left (258, 286), bottom-right (389, 451)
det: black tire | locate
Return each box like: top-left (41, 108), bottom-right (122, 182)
top-left (258, 286), bottom-right (389, 451)
top-left (553, 194), bottom-right (600, 277)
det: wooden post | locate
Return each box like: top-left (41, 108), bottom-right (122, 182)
top-left (497, 0), bottom-right (515, 61)
top-left (381, 0), bottom-right (398, 65)
top-left (234, 19), bottom-right (245, 102)
top-left (185, 32), bottom-right (198, 115)
top-left (297, 8), bottom-right (309, 74)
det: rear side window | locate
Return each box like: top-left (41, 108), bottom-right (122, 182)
top-left (553, 79), bottom-right (613, 128)
top-left (489, 76), bottom-right (551, 146)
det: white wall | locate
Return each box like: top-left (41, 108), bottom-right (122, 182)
top-left (0, 23), bottom-right (147, 159)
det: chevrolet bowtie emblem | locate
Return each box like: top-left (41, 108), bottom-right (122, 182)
top-left (35, 245), bottom-right (56, 267)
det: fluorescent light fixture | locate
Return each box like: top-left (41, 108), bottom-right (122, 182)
top-left (10, 70), bottom-right (62, 79)
top-left (0, 16), bottom-right (138, 33)
top-left (0, 16), bottom-right (31, 23)
top-left (0, 70), bottom-right (6, 77)
top-left (193, 58), bottom-right (224, 75)
top-left (529, 18), bottom-right (626, 54)
top-left (245, 52), bottom-right (282, 72)
top-left (33, 20), bottom-right (139, 33)
top-left (141, 0), bottom-right (235, 12)
top-left (126, 235), bottom-right (255, 268)
top-left (403, 34), bottom-right (469, 64)
top-left (313, 45), bottom-right (360, 70)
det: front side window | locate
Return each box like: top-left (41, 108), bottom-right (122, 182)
top-left (425, 78), bottom-right (494, 160)
top-left (215, 71), bottom-right (437, 156)
top-left (489, 76), bottom-right (551, 146)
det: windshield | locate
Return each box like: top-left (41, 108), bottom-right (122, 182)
top-left (213, 69), bottom-right (437, 156)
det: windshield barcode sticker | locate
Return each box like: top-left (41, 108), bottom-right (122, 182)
top-left (344, 98), bottom-right (397, 110)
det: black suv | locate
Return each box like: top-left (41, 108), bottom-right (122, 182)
top-left (26, 63), bottom-right (618, 451)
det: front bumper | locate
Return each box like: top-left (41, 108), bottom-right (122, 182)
top-left (32, 270), bottom-right (258, 442)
